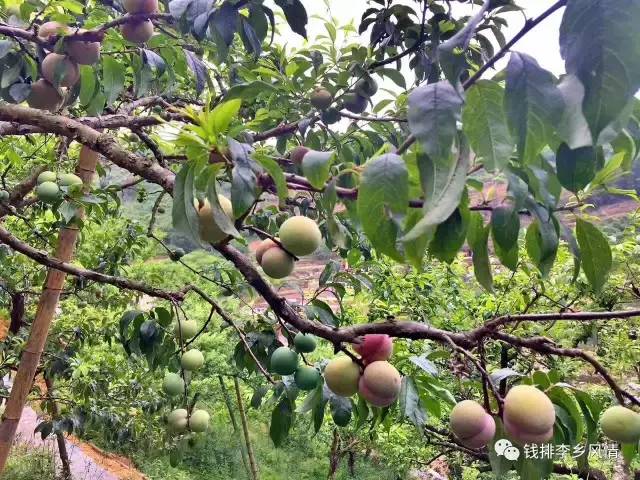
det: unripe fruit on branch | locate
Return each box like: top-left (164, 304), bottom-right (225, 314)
top-left (66, 30), bottom-right (101, 65)
top-left (36, 181), bottom-right (61, 204)
top-left (289, 146), bottom-right (309, 165)
top-left (354, 334), bottom-right (392, 363)
top-left (37, 171), bottom-right (57, 184)
top-left (124, 0), bottom-right (158, 13)
top-left (342, 93), bottom-right (368, 114)
top-left (358, 361), bottom-right (401, 407)
top-left (0, 190), bottom-right (8, 202)
top-left (162, 373), bottom-right (185, 396)
top-left (195, 195), bottom-right (233, 244)
top-left (168, 409), bottom-right (188, 433)
top-left (121, 19), bottom-right (154, 44)
top-left (450, 400), bottom-right (496, 449)
top-left (321, 107), bottom-right (341, 125)
top-left (27, 79), bottom-right (64, 111)
top-left (293, 332), bottom-right (317, 353)
top-left (181, 349), bottom-right (204, 371)
top-left (331, 408), bottom-right (351, 427)
top-left (310, 87), bottom-right (333, 110)
top-left (38, 21), bottom-right (70, 41)
top-left (324, 356), bottom-right (360, 397)
top-left (600, 406), bottom-right (640, 444)
top-left (503, 385), bottom-right (555, 444)
top-left (279, 216), bottom-right (322, 256)
top-left (260, 247), bottom-right (295, 279)
top-left (189, 409), bottom-right (210, 433)
top-left (294, 366), bottom-right (321, 391)
top-left (58, 173), bottom-right (83, 187)
top-left (255, 238), bottom-right (279, 264)
top-left (270, 346), bottom-right (299, 376)
top-left (174, 320), bottom-right (198, 340)
top-left (355, 77), bottom-right (378, 98)
top-left (41, 53), bottom-right (79, 88)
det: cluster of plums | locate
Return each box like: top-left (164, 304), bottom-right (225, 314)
top-left (28, 0), bottom-right (159, 111)
top-left (162, 319), bottom-right (210, 434)
top-left (309, 74), bottom-right (378, 125)
top-left (270, 333), bottom-right (321, 390)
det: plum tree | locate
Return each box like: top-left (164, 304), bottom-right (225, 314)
top-left (35, 182), bottom-right (60, 204)
top-left (58, 173), bottom-right (83, 187)
top-left (358, 361), bottom-right (401, 407)
top-left (121, 19), bottom-right (154, 44)
top-left (324, 356), bottom-right (360, 397)
top-left (278, 216), bottom-right (322, 256)
top-left (293, 332), bottom-right (317, 353)
top-left (65, 31), bottom-right (101, 65)
top-left (41, 53), bottom-right (79, 88)
top-left (450, 400), bottom-right (496, 449)
top-left (37, 171), bottom-right (57, 184)
top-left (195, 195), bottom-right (233, 244)
top-left (270, 346), bottom-right (299, 375)
top-left (162, 373), bottom-right (184, 396)
top-left (503, 385), bottom-right (556, 444)
top-left (37, 21), bottom-right (70, 40)
top-left (174, 320), bottom-right (199, 340)
top-left (310, 87), bottom-right (333, 110)
top-left (188, 410), bottom-right (210, 433)
top-left (123, 0), bottom-right (158, 13)
top-left (259, 247), bottom-right (295, 279)
top-left (255, 238), bottom-right (278, 264)
top-left (354, 334), bottom-right (393, 363)
top-left (342, 94), bottom-right (368, 114)
top-left (600, 406), bottom-right (640, 444)
top-left (289, 146), bottom-right (309, 165)
top-left (27, 79), bottom-right (63, 111)
top-left (180, 349), bottom-right (204, 371)
top-left (167, 409), bottom-right (188, 433)
top-left (294, 366), bottom-right (320, 391)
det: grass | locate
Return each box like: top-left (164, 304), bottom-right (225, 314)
top-left (1, 444), bottom-right (57, 480)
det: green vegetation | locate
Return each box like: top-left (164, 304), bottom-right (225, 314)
top-left (2, 446), bottom-right (56, 480)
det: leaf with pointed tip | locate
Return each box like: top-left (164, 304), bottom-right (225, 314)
top-left (274, 0), bottom-right (308, 38)
top-left (172, 160), bottom-right (203, 243)
top-left (576, 218), bottom-right (611, 292)
top-left (429, 205), bottom-right (469, 264)
top-left (504, 52), bottom-right (564, 164)
top-left (270, 397), bottom-right (294, 447)
top-left (467, 212), bottom-right (493, 291)
top-left (525, 210), bottom-right (558, 278)
top-left (556, 143), bottom-right (596, 193)
top-left (184, 50), bottom-right (210, 95)
top-left (398, 377), bottom-right (428, 430)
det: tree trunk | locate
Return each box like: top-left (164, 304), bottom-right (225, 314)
top-left (219, 376), bottom-right (250, 478)
top-left (8, 292), bottom-right (24, 334)
top-left (0, 150), bottom-right (98, 473)
top-left (233, 377), bottom-right (259, 480)
top-left (44, 377), bottom-right (71, 480)
top-left (328, 428), bottom-right (341, 480)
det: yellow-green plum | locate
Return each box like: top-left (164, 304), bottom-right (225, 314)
top-left (162, 373), bottom-right (184, 396)
top-left (58, 173), bottom-right (83, 186)
top-left (260, 247), bottom-right (295, 279)
top-left (354, 334), bottom-right (393, 363)
top-left (174, 320), bottom-right (198, 340)
top-left (600, 406), bottom-right (640, 444)
top-left (293, 332), bottom-right (317, 353)
top-left (181, 349), bottom-right (204, 371)
top-left (66, 30), bottom-right (101, 65)
top-left (255, 238), bottom-right (278, 264)
top-left (38, 21), bottom-right (70, 41)
top-left (27, 79), bottom-right (64, 111)
top-left (503, 385), bottom-right (555, 444)
top-left (189, 409), bottom-right (210, 433)
top-left (37, 171), bottom-right (57, 184)
top-left (294, 366), bottom-right (321, 391)
top-left (121, 19), bottom-right (154, 44)
top-left (168, 409), bottom-right (188, 433)
top-left (358, 361), bottom-right (401, 407)
top-left (195, 195), bottom-right (233, 244)
top-left (41, 53), bottom-right (79, 88)
top-left (324, 356), bottom-right (360, 397)
top-left (450, 400), bottom-right (496, 449)
top-left (310, 87), bottom-right (333, 110)
top-left (270, 347), bottom-right (299, 376)
top-left (278, 216), bottom-right (322, 256)
top-left (36, 182), bottom-right (61, 204)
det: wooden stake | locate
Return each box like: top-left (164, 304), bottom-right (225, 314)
top-left (233, 377), bottom-right (260, 480)
top-left (0, 147), bottom-right (98, 473)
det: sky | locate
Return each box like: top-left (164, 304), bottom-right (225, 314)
top-left (282, 0), bottom-right (566, 76)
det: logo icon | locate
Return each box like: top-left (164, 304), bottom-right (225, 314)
top-left (495, 439), bottom-right (520, 461)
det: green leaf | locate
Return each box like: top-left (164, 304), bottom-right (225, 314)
top-left (429, 205), bottom-right (469, 264)
top-left (467, 212), bottom-right (493, 291)
top-left (204, 166), bottom-right (240, 238)
top-left (407, 80), bottom-right (464, 161)
top-left (254, 153), bottom-right (288, 202)
top-left (491, 205), bottom-right (520, 271)
top-left (102, 56), bottom-right (126, 107)
top-left (402, 138), bottom-right (470, 243)
top-left (463, 80), bottom-right (514, 172)
top-left (357, 154), bottom-right (408, 261)
top-left (525, 215), bottom-right (558, 278)
top-left (575, 218), bottom-right (612, 292)
top-left (228, 139), bottom-right (259, 217)
top-left (504, 53), bottom-right (564, 163)
top-left (398, 377), bottom-right (428, 430)
top-left (302, 151), bottom-right (333, 190)
top-left (376, 68), bottom-right (406, 90)
top-left (171, 160), bottom-right (202, 243)
top-left (211, 99), bottom-right (242, 136)
top-left (274, 0), bottom-right (308, 38)
top-left (560, 0), bottom-right (640, 139)
top-left (78, 65), bottom-right (96, 106)
top-left (270, 397), bottom-right (294, 447)
top-left (556, 143), bottom-right (597, 193)
top-left (225, 80), bottom-right (277, 101)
